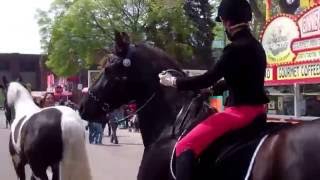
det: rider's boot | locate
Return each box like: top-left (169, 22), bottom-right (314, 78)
top-left (176, 149), bottom-right (196, 180)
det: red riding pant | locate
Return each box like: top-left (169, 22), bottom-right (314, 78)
top-left (176, 105), bottom-right (266, 157)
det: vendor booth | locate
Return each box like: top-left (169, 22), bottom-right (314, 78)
top-left (261, 4), bottom-right (320, 120)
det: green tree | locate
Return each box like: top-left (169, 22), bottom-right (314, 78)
top-left (37, 0), bottom-right (216, 76)
top-left (37, 0), bottom-right (148, 76)
top-left (145, 0), bottom-right (194, 63)
top-left (184, 0), bottom-right (215, 67)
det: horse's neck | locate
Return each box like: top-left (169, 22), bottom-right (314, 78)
top-left (137, 88), bottom-right (193, 147)
top-left (14, 97), bottom-right (40, 119)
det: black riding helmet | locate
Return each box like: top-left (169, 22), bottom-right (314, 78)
top-left (216, 0), bottom-right (252, 23)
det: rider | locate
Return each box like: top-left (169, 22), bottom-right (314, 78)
top-left (159, 0), bottom-right (269, 179)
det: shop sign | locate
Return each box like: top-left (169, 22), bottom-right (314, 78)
top-left (298, 6), bottom-right (320, 38)
top-left (265, 67), bottom-right (274, 81)
top-left (291, 6), bottom-right (320, 62)
top-left (277, 62), bottom-right (320, 80)
top-left (261, 16), bottom-right (299, 65)
top-left (262, 5), bottom-right (320, 84)
top-left (292, 36), bottom-right (320, 53)
top-left (295, 49), bottom-right (320, 61)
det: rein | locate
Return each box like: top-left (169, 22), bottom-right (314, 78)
top-left (88, 90), bottom-right (156, 124)
top-left (114, 93), bottom-right (156, 124)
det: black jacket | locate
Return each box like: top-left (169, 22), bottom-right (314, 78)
top-left (176, 28), bottom-right (269, 106)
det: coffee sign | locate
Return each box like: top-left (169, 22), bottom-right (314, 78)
top-left (261, 16), bottom-right (300, 65)
top-left (277, 63), bottom-right (320, 80)
top-left (262, 5), bottom-right (320, 84)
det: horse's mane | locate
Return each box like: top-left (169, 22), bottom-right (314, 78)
top-left (135, 43), bottom-right (183, 72)
top-left (7, 82), bottom-right (33, 106)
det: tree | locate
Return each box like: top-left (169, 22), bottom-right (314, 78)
top-left (184, 0), bottom-right (215, 67)
top-left (38, 0), bottom-right (200, 76)
top-left (38, 0), bottom-right (228, 76)
top-left (37, 0), bottom-right (148, 76)
top-left (145, 0), bottom-right (194, 63)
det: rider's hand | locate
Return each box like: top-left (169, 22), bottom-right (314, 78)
top-left (158, 71), bottom-right (177, 87)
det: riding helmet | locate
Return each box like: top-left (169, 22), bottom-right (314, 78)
top-left (215, 0), bottom-right (252, 23)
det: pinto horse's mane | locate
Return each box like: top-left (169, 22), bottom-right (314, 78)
top-left (7, 82), bottom-right (33, 107)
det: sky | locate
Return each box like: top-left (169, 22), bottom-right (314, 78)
top-left (0, 0), bottom-right (52, 54)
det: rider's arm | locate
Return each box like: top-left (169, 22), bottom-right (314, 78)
top-left (176, 47), bottom-right (232, 91)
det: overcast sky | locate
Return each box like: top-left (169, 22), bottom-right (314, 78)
top-left (0, 0), bottom-right (52, 54)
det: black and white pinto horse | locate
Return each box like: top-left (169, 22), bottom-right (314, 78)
top-left (4, 82), bottom-right (91, 180)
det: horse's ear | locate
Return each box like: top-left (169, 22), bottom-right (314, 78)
top-left (2, 76), bottom-right (8, 88)
top-left (17, 75), bottom-right (23, 83)
top-left (114, 31), bottom-right (130, 57)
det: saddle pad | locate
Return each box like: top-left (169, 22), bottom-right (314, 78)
top-left (195, 122), bottom-right (292, 180)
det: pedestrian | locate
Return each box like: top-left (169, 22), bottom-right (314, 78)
top-left (109, 109), bottom-right (120, 144)
top-left (88, 121), bottom-right (103, 144)
top-left (40, 92), bottom-right (55, 108)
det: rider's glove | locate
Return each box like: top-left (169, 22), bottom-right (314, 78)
top-left (158, 71), bottom-right (177, 87)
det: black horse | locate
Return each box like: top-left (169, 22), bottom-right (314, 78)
top-left (80, 32), bottom-right (320, 180)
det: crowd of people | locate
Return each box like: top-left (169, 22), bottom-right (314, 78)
top-left (32, 91), bottom-right (139, 145)
top-left (86, 101), bottom-right (139, 145)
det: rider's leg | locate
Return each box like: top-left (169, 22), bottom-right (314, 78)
top-left (176, 149), bottom-right (195, 180)
top-left (175, 105), bottom-right (265, 180)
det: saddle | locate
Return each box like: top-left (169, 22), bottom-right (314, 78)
top-left (174, 94), bottom-right (292, 180)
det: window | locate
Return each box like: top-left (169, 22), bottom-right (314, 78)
top-left (300, 84), bottom-right (320, 116)
top-left (265, 85), bottom-right (294, 115)
top-left (20, 61), bottom-right (36, 72)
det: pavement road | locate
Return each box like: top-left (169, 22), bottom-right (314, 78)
top-left (0, 111), bottom-right (144, 180)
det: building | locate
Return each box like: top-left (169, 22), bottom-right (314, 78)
top-left (0, 53), bottom-right (48, 90)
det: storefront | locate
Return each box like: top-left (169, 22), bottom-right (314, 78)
top-left (261, 5), bottom-right (320, 120)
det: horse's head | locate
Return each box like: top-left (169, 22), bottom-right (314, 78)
top-left (5, 77), bottom-right (31, 107)
top-left (79, 31), bottom-right (181, 120)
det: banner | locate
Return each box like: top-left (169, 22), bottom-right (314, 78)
top-left (277, 63), bottom-right (320, 80)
